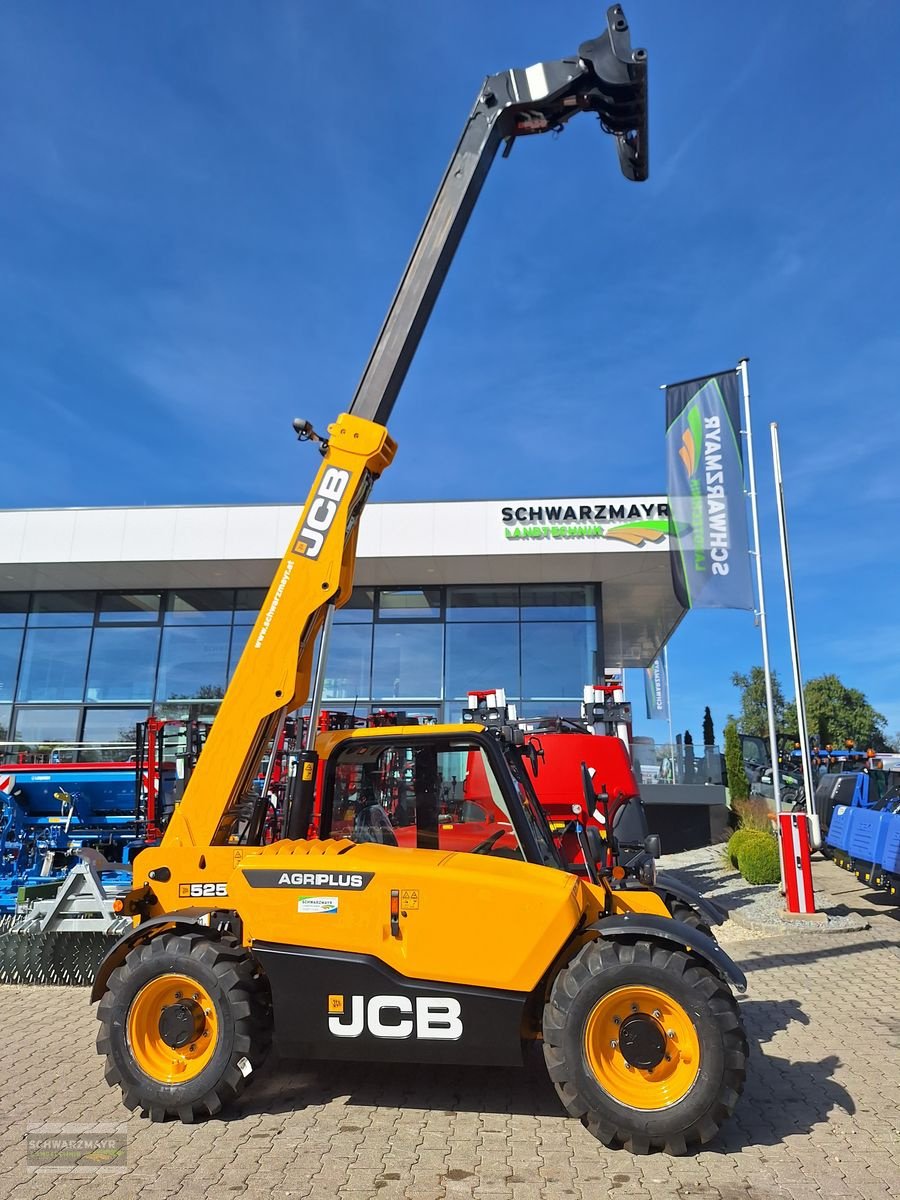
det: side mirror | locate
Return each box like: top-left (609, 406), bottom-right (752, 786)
top-left (580, 762), bottom-right (596, 812)
top-left (584, 826), bottom-right (605, 865)
top-left (643, 833), bottom-right (661, 859)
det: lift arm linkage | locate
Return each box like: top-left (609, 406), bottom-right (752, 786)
top-left (158, 5), bottom-right (647, 852)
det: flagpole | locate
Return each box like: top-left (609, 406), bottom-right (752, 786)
top-left (738, 359), bottom-right (782, 817)
top-left (770, 422), bottom-right (820, 848)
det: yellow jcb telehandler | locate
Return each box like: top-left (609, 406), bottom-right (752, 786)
top-left (92, 7), bottom-right (749, 1154)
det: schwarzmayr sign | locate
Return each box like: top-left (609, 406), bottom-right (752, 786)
top-left (501, 499), bottom-right (669, 546)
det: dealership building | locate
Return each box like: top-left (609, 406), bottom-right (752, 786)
top-left (1, 494), bottom-right (733, 847)
top-left (0, 494), bottom-right (684, 745)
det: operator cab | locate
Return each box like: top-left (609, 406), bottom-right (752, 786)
top-left (317, 729), bottom-right (563, 869)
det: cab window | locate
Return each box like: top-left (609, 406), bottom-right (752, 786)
top-left (324, 740), bottom-right (524, 859)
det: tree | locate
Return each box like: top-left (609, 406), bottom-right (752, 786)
top-left (783, 674), bottom-right (887, 750)
top-left (724, 719), bottom-right (750, 802)
top-left (683, 730), bottom-right (695, 782)
top-left (702, 706), bottom-right (715, 748)
top-left (169, 685), bottom-right (225, 701)
top-left (731, 667), bottom-right (787, 738)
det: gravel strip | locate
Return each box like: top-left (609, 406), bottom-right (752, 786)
top-left (658, 843), bottom-right (870, 936)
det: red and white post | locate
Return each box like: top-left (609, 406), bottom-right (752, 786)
top-left (778, 812), bottom-right (823, 920)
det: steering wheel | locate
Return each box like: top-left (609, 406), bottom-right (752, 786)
top-left (470, 830), bottom-right (508, 855)
top-left (352, 805), bottom-right (398, 847)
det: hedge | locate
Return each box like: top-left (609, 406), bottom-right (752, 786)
top-left (726, 829), bottom-right (759, 869)
top-left (737, 833), bottom-right (781, 885)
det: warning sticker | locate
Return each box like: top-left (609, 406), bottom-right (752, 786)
top-left (400, 888), bottom-right (419, 910)
top-left (328, 994), bottom-right (344, 1014)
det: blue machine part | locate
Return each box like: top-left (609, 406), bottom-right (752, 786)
top-left (826, 805), bottom-right (854, 856)
top-left (0, 766), bottom-right (138, 830)
top-left (877, 802), bottom-right (900, 894)
top-left (847, 804), bottom-right (895, 886)
top-left (0, 762), bottom-right (147, 916)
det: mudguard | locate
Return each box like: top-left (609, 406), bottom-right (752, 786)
top-left (89, 911), bottom-right (226, 1003)
top-left (654, 871), bottom-right (726, 927)
top-left (589, 912), bottom-right (747, 993)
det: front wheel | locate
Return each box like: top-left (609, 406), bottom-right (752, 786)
top-left (96, 931), bottom-right (272, 1122)
top-left (543, 939), bottom-right (747, 1154)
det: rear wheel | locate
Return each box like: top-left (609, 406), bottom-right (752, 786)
top-left (666, 900), bottom-right (714, 941)
top-left (97, 931), bottom-right (271, 1122)
top-left (543, 939), bottom-right (747, 1154)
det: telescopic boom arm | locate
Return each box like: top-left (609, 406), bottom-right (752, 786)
top-left (159, 5), bottom-right (648, 851)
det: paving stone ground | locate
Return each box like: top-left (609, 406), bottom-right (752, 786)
top-left (1, 858), bottom-right (898, 1199)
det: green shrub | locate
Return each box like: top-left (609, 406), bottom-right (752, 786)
top-left (726, 829), bottom-right (759, 869)
top-left (737, 833), bottom-right (781, 885)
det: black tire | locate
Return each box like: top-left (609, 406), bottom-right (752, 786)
top-left (96, 931), bottom-right (272, 1122)
top-left (666, 900), bottom-right (714, 941)
top-left (543, 939), bottom-right (747, 1155)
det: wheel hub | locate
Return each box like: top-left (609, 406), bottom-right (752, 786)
top-left (618, 1012), bottom-right (667, 1071)
top-left (158, 1000), bottom-right (206, 1049)
top-left (582, 984), bottom-right (701, 1111)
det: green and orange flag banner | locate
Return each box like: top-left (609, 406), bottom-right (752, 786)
top-left (665, 371), bottom-right (753, 610)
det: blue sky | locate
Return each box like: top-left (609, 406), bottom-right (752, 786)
top-left (1, 1), bottom-right (899, 743)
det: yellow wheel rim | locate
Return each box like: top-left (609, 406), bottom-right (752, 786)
top-left (583, 985), bottom-right (700, 1110)
top-left (127, 973), bottom-right (218, 1084)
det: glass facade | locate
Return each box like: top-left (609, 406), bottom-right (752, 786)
top-left (0, 584), bottom-right (601, 744)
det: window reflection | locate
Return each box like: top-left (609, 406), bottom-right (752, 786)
top-left (0, 703), bottom-right (10, 739)
top-left (165, 590), bottom-right (234, 625)
top-left (372, 624), bottom-right (442, 699)
top-left (17, 628), bottom-right (91, 701)
top-left (13, 707), bottom-right (81, 743)
top-left (0, 629), bottom-right (23, 705)
top-left (233, 589), bottom-right (267, 626)
top-left (86, 627), bottom-right (160, 701)
top-left (445, 623), bottom-right (519, 699)
top-left (28, 592), bottom-right (95, 627)
top-left (82, 707), bottom-right (148, 744)
top-left (518, 701), bottom-right (584, 719)
top-left (521, 622), bottom-right (595, 698)
top-left (98, 593), bottom-right (161, 623)
top-left (156, 627), bottom-right (230, 701)
top-left (228, 626), bottom-right (250, 681)
top-left (446, 586), bottom-right (519, 622)
top-left (0, 594), bottom-right (28, 629)
top-left (7, 583), bottom-right (603, 742)
top-left (324, 625), bottom-right (373, 701)
top-left (378, 588), bottom-right (441, 620)
top-left (333, 588), bottom-right (375, 624)
top-left (521, 584), bottom-right (594, 620)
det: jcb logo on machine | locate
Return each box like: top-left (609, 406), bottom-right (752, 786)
top-left (178, 882), bottom-right (228, 899)
top-left (327, 995), bottom-right (463, 1041)
top-left (293, 467), bottom-right (351, 559)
